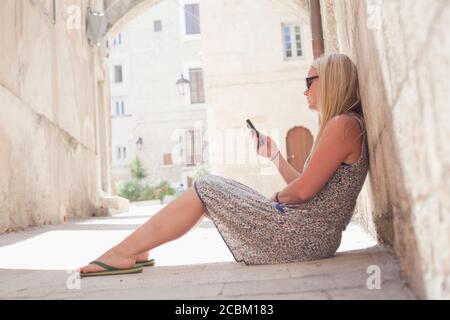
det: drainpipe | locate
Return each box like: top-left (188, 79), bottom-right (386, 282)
top-left (309, 0), bottom-right (325, 59)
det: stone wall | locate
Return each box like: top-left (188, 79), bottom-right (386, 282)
top-left (320, 0), bottom-right (449, 299)
top-left (0, 0), bottom-right (113, 231)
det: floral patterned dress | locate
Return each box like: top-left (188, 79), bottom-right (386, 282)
top-left (193, 113), bottom-right (369, 265)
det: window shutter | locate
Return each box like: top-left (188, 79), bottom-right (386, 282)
top-left (189, 68), bottom-right (205, 104)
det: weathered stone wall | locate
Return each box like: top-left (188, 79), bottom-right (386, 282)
top-left (0, 0), bottom-right (112, 231)
top-left (320, 0), bottom-right (339, 52)
top-left (320, 0), bottom-right (449, 299)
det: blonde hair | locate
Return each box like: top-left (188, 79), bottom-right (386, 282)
top-left (309, 53), bottom-right (362, 156)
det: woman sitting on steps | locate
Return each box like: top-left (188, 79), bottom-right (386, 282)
top-left (79, 53), bottom-right (369, 277)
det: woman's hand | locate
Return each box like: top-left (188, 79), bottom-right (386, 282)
top-left (251, 131), bottom-right (279, 159)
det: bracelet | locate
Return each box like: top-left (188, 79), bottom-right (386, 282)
top-left (270, 151), bottom-right (281, 162)
top-left (275, 192), bottom-right (280, 203)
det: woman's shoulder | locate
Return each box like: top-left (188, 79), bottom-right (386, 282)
top-left (324, 113), bottom-right (363, 147)
top-left (327, 113), bottom-right (362, 134)
top-left (330, 112), bottom-right (362, 123)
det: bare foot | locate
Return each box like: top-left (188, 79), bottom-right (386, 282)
top-left (79, 246), bottom-right (136, 274)
top-left (136, 251), bottom-right (151, 262)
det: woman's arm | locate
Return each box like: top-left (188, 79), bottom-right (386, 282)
top-left (253, 133), bottom-right (301, 184)
top-left (274, 115), bottom-right (359, 204)
top-left (271, 152), bottom-right (302, 184)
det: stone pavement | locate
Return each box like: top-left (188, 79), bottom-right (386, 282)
top-left (0, 203), bottom-right (416, 300)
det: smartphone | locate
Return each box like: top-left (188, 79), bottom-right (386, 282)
top-left (246, 119), bottom-right (264, 149)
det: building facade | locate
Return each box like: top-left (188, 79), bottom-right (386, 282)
top-left (109, 0), bottom-right (208, 190)
top-left (200, 0), bottom-right (317, 197)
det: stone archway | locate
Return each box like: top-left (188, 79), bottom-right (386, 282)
top-left (104, 0), bottom-right (162, 36)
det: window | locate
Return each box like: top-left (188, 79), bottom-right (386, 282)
top-left (115, 101), bottom-right (120, 115)
top-left (189, 68), bottom-right (205, 104)
top-left (154, 20), bottom-right (162, 32)
top-left (282, 24), bottom-right (303, 59)
top-left (112, 33), bottom-right (122, 46)
top-left (113, 100), bottom-right (126, 116)
top-left (114, 65), bottom-right (123, 83)
top-left (116, 146), bottom-right (127, 160)
top-left (185, 4), bottom-right (201, 35)
top-left (184, 130), bottom-right (203, 166)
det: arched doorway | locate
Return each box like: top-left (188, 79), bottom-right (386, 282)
top-left (286, 127), bottom-right (313, 173)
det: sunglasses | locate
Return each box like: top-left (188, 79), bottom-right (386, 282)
top-left (305, 76), bottom-right (319, 90)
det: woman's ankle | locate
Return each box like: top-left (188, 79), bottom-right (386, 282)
top-left (113, 244), bottom-right (137, 259)
top-left (136, 251), bottom-right (149, 259)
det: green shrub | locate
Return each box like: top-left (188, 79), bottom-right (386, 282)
top-left (156, 180), bottom-right (176, 201)
top-left (119, 179), bottom-right (177, 203)
top-left (139, 185), bottom-right (158, 201)
top-left (131, 157), bottom-right (147, 181)
top-left (117, 157), bottom-right (182, 203)
top-left (119, 180), bottom-right (143, 202)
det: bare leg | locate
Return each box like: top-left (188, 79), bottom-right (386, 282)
top-left (136, 201), bottom-right (206, 262)
top-left (80, 187), bottom-right (206, 273)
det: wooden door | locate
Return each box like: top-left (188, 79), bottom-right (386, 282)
top-left (187, 176), bottom-right (194, 188)
top-left (286, 127), bottom-right (313, 173)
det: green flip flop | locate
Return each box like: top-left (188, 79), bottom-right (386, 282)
top-left (80, 261), bottom-right (143, 278)
top-left (135, 259), bottom-right (156, 268)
